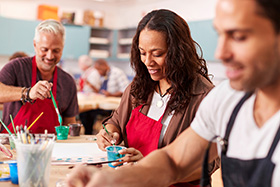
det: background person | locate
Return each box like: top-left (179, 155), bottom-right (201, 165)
top-left (67, 0), bottom-right (280, 186)
top-left (95, 9), bottom-right (218, 186)
top-left (77, 55), bottom-right (99, 93)
top-left (0, 19), bottom-right (78, 133)
top-left (9, 51), bottom-right (28, 61)
top-left (79, 58), bottom-right (129, 135)
top-left (93, 58), bottom-right (129, 97)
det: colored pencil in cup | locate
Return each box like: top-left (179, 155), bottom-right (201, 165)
top-left (27, 112), bottom-right (44, 130)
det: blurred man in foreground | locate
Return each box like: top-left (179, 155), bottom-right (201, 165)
top-left (67, 0), bottom-right (280, 186)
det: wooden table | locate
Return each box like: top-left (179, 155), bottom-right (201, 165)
top-left (0, 135), bottom-right (224, 187)
top-left (49, 135), bottom-right (100, 187)
top-left (77, 92), bottom-right (121, 113)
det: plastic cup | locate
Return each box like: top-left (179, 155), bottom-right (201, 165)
top-left (55, 126), bottom-right (69, 140)
top-left (69, 123), bottom-right (82, 136)
top-left (106, 146), bottom-right (126, 168)
top-left (8, 161), bottom-right (18, 184)
top-left (14, 135), bottom-right (55, 187)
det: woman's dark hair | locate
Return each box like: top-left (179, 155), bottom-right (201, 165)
top-left (255, 0), bottom-right (280, 33)
top-left (130, 9), bottom-right (211, 113)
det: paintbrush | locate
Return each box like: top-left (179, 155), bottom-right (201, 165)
top-left (102, 124), bottom-right (116, 146)
top-left (50, 90), bottom-right (62, 126)
top-left (68, 160), bottom-right (120, 169)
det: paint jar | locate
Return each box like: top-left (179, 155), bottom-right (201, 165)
top-left (8, 161), bottom-right (18, 184)
top-left (69, 123), bottom-right (82, 136)
top-left (106, 146), bottom-right (126, 168)
top-left (55, 126), bottom-right (69, 140)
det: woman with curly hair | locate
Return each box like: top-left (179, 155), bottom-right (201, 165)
top-left (96, 9), bottom-right (217, 186)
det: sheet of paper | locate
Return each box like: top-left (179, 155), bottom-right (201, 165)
top-left (51, 143), bottom-right (107, 165)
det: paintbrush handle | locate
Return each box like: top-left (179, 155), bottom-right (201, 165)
top-left (50, 90), bottom-right (62, 125)
top-left (68, 160), bottom-right (119, 169)
top-left (50, 91), bottom-right (58, 109)
top-left (102, 124), bottom-right (110, 135)
top-left (0, 119), bottom-right (12, 135)
top-left (86, 160), bottom-right (119, 165)
top-left (102, 124), bottom-right (115, 145)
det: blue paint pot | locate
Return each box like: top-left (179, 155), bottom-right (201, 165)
top-left (8, 161), bottom-right (18, 184)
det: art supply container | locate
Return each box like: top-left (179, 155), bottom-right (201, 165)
top-left (55, 126), bottom-right (69, 140)
top-left (106, 146), bottom-right (126, 168)
top-left (69, 123), bottom-right (82, 136)
top-left (14, 135), bottom-right (55, 187)
top-left (8, 161), bottom-right (18, 184)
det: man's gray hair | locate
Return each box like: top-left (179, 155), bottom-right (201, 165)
top-left (34, 19), bottom-right (65, 44)
top-left (79, 55), bottom-right (93, 67)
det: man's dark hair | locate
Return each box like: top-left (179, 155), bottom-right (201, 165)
top-left (9, 51), bottom-right (28, 61)
top-left (256, 0), bottom-right (280, 32)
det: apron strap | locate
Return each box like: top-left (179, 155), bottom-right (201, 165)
top-left (32, 57), bottom-right (37, 86)
top-left (99, 71), bottom-right (110, 93)
top-left (222, 92), bottom-right (253, 155)
top-left (267, 124), bottom-right (280, 159)
top-left (99, 79), bottom-right (108, 92)
top-left (52, 66), bottom-right (58, 98)
top-left (200, 92), bottom-right (253, 187)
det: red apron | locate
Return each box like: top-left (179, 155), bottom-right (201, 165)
top-left (2, 57), bottom-right (60, 134)
top-left (126, 105), bottom-right (163, 156)
top-left (79, 78), bottom-right (85, 91)
top-left (126, 105), bottom-right (200, 187)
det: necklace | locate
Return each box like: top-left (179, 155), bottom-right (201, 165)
top-left (156, 83), bottom-right (170, 108)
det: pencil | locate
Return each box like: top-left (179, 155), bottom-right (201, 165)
top-left (27, 112), bottom-right (44, 130)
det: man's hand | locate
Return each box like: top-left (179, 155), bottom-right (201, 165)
top-left (29, 81), bottom-right (53, 100)
top-left (100, 90), bottom-right (110, 97)
top-left (84, 80), bottom-right (99, 93)
top-left (66, 164), bottom-right (99, 187)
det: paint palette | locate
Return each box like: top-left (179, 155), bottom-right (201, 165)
top-left (52, 156), bottom-right (107, 165)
